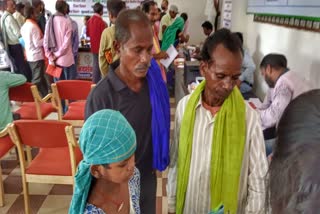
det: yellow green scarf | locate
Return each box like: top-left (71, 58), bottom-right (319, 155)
top-left (176, 80), bottom-right (246, 214)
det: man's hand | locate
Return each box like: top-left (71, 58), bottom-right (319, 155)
top-left (154, 51), bottom-right (169, 60)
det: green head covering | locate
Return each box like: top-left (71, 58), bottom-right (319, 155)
top-left (69, 109), bottom-right (136, 214)
top-left (161, 17), bottom-right (185, 51)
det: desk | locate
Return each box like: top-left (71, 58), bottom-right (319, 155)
top-left (174, 60), bottom-right (201, 103)
top-left (174, 65), bottom-right (188, 103)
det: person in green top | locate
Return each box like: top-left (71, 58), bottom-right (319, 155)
top-left (167, 29), bottom-right (268, 214)
top-left (0, 71), bottom-right (26, 130)
top-left (161, 16), bottom-right (184, 51)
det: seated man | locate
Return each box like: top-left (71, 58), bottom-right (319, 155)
top-left (233, 32), bottom-right (256, 98)
top-left (0, 71), bottom-right (26, 131)
top-left (191, 21), bottom-right (213, 60)
top-left (258, 53), bottom-right (311, 140)
top-left (168, 28), bottom-right (268, 214)
top-left (201, 20), bottom-right (213, 37)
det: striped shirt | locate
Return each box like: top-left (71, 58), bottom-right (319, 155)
top-left (167, 94), bottom-right (268, 214)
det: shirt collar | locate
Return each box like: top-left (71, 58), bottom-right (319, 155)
top-left (195, 93), bottom-right (203, 109)
top-left (108, 60), bottom-right (127, 92)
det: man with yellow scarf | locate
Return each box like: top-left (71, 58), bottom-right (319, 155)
top-left (167, 29), bottom-right (268, 214)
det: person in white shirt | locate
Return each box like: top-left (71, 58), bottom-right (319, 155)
top-left (13, 2), bottom-right (25, 28)
top-left (80, 15), bottom-right (90, 40)
top-left (20, 6), bottom-right (48, 97)
top-left (1, 0), bottom-right (32, 81)
top-left (258, 53), bottom-right (312, 140)
top-left (233, 32), bottom-right (256, 98)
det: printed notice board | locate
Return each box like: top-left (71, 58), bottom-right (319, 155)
top-left (66, 0), bottom-right (144, 16)
top-left (247, 0), bottom-right (320, 18)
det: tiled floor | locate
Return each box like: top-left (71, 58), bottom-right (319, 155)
top-left (0, 98), bottom-right (176, 213)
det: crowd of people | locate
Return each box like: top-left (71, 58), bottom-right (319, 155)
top-left (0, 0), bottom-right (319, 214)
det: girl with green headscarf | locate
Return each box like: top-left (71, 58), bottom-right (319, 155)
top-left (69, 109), bottom-right (140, 214)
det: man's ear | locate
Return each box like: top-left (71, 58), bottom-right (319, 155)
top-left (199, 61), bottom-right (208, 77)
top-left (90, 165), bottom-right (102, 179)
top-left (113, 40), bottom-right (120, 54)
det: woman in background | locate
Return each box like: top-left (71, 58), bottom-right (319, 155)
top-left (267, 89), bottom-right (320, 213)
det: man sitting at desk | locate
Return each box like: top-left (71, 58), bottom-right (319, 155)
top-left (201, 21), bottom-right (213, 37)
top-left (233, 32), bottom-right (256, 99)
top-left (258, 53), bottom-right (311, 140)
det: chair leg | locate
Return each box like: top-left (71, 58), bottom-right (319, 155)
top-left (22, 179), bottom-right (30, 214)
top-left (14, 148), bottom-right (19, 162)
top-left (0, 166), bottom-right (4, 207)
top-left (26, 146), bottom-right (32, 165)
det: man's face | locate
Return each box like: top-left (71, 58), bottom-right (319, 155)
top-left (202, 27), bottom-right (211, 36)
top-left (7, 0), bottom-right (16, 14)
top-left (146, 5), bottom-right (158, 24)
top-left (161, 1), bottom-right (168, 12)
top-left (200, 44), bottom-right (242, 104)
top-left (118, 23), bottom-right (154, 79)
top-left (169, 10), bottom-right (177, 19)
top-left (261, 66), bottom-right (275, 88)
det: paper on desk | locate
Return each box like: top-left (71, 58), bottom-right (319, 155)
top-left (160, 45), bottom-right (178, 68)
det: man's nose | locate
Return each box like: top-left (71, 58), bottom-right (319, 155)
top-left (140, 51), bottom-right (151, 63)
top-left (222, 77), bottom-right (234, 91)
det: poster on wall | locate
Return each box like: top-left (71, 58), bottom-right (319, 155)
top-left (77, 52), bottom-right (93, 79)
top-left (222, 0), bottom-right (232, 29)
top-left (66, 0), bottom-right (144, 16)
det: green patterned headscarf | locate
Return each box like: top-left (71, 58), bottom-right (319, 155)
top-left (69, 109), bottom-right (136, 214)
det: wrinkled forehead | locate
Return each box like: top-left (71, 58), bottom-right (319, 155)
top-left (127, 22), bottom-right (152, 40)
top-left (7, 0), bottom-right (15, 6)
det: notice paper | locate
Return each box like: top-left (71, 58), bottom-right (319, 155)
top-left (160, 45), bottom-right (178, 68)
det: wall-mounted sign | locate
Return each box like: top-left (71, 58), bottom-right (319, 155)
top-left (66, 0), bottom-right (144, 16)
top-left (222, 0), bottom-right (232, 29)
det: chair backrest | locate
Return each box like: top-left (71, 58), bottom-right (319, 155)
top-left (0, 126), bottom-right (14, 158)
top-left (10, 120), bottom-right (70, 148)
top-left (9, 82), bottom-right (34, 102)
top-left (54, 80), bottom-right (93, 100)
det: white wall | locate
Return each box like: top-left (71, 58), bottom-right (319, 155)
top-left (231, 0), bottom-right (320, 99)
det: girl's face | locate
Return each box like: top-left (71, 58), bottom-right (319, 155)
top-left (92, 155), bottom-right (135, 184)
